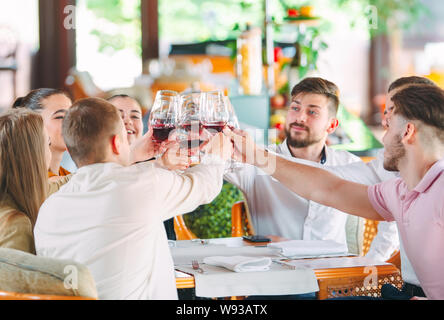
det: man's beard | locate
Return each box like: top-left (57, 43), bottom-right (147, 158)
top-left (285, 123), bottom-right (323, 148)
top-left (383, 134), bottom-right (406, 172)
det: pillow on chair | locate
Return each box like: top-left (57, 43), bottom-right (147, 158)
top-left (0, 248), bottom-right (97, 298)
top-left (345, 215), bottom-right (365, 256)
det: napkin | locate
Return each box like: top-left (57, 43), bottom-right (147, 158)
top-left (267, 240), bottom-right (348, 258)
top-left (203, 256), bottom-right (272, 273)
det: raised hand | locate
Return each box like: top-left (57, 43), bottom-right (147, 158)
top-left (225, 128), bottom-right (258, 165)
top-left (200, 131), bottom-right (233, 162)
top-left (157, 141), bottom-right (192, 171)
top-left (130, 127), bottom-right (164, 164)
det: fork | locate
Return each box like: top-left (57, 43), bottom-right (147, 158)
top-left (191, 260), bottom-right (205, 274)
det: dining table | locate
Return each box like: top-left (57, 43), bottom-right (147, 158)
top-left (173, 236), bottom-right (403, 300)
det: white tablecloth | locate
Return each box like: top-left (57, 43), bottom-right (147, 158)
top-left (171, 239), bottom-right (319, 298)
top-left (175, 263), bottom-right (319, 298)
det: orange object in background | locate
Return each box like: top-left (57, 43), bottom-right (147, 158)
top-left (0, 290), bottom-right (96, 300)
top-left (426, 69), bottom-right (444, 89)
top-left (300, 6), bottom-right (314, 17)
top-left (173, 55), bottom-right (235, 75)
top-left (174, 215), bottom-right (197, 240)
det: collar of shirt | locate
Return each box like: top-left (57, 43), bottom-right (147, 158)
top-left (413, 159), bottom-right (444, 194)
top-left (276, 139), bottom-right (327, 165)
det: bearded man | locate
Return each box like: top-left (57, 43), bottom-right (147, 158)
top-left (225, 78), bottom-right (371, 253)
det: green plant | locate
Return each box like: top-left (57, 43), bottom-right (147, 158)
top-left (183, 182), bottom-right (244, 239)
top-left (295, 26), bottom-right (329, 78)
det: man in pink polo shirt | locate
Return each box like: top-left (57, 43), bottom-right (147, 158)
top-left (230, 84), bottom-right (444, 299)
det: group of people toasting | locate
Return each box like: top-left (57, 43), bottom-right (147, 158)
top-left (0, 75), bottom-right (442, 300)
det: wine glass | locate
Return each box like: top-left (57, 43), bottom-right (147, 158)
top-left (150, 90), bottom-right (179, 146)
top-left (202, 91), bottom-right (229, 135)
top-left (224, 96), bottom-right (243, 172)
top-left (177, 92), bottom-right (205, 164)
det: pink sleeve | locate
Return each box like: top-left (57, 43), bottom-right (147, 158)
top-left (367, 183), bottom-right (395, 222)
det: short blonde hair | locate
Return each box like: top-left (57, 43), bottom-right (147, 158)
top-left (62, 98), bottom-right (123, 167)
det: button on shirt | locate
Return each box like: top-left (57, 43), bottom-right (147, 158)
top-left (35, 161), bottom-right (224, 300)
top-left (225, 141), bottom-right (361, 246)
top-left (368, 159), bottom-right (444, 299)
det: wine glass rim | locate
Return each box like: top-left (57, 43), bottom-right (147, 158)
top-left (180, 91), bottom-right (204, 97)
top-left (206, 90), bottom-right (224, 95)
top-left (156, 90), bottom-right (179, 97)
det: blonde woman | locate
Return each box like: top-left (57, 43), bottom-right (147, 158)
top-left (0, 109), bottom-right (68, 254)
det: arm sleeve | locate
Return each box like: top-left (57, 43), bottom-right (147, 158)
top-left (0, 211), bottom-right (35, 254)
top-left (365, 221), bottom-right (400, 262)
top-left (48, 175), bottom-right (72, 197)
top-left (287, 150), bottom-right (397, 185)
top-left (367, 183), bottom-right (395, 222)
top-left (223, 163), bottom-right (256, 192)
top-left (153, 163), bottom-right (226, 221)
top-left (290, 154), bottom-right (401, 261)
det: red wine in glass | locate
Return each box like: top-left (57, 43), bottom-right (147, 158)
top-left (179, 139), bottom-right (204, 149)
top-left (179, 139), bottom-right (205, 156)
top-left (203, 121), bottom-right (227, 133)
top-left (152, 124), bottom-right (176, 143)
top-left (182, 121), bottom-right (203, 135)
top-left (228, 125), bottom-right (236, 131)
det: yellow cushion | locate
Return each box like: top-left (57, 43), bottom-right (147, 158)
top-left (0, 248), bottom-right (97, 298)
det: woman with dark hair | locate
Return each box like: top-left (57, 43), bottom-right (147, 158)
top-left (13, 89), bottom-right (73, 178)
top-left (107, 94), bottom-right (144, 146)
top-left (0, 109), bottom-right (69, 254)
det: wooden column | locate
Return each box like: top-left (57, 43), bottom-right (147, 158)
top-left (141, 0), bottom-right (159, 65)
top-left (37, 0), bottom-right (76, 89)
top-left (367, 34), bottom-right (390, 125)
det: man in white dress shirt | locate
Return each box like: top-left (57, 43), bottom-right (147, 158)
top-left (34, 98), bottom-right (233, 300)
top-left (225, 77), bottom-right (398, 262)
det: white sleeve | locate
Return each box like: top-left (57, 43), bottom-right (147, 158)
top-left (276, 150), bottom-right (400, 260)
top-left (285, 150), bottom-right (397, 186)
top-left (223, 162), bottom-right (256, 194)
top-left (365, 221), bottom-right (400, 262)
top-left (153, 163), bottom-right (225, 221)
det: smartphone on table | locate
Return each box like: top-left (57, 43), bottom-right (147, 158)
top-left (242, 235), bottom-right (271, 243)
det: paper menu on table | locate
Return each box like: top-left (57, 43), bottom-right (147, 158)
top-left (267, 240), bottom-right (348, 258)
top-left (281, 257), bottom-right (390, 270)
top-left (171, 239), bottom-right (282, 265)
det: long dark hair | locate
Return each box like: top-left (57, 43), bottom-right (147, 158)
top-left (13, 88), bottom-right (71, 111)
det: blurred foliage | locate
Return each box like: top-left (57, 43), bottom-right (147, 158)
top-left (296, 27), bottom-right (328, 78)
top-left (278, 0), bottom-right (428, 38)
top-left (83, 0), bottom-right (428, 57)
top-left (82, 0), bottom-right (141, 56)
top-left (184, 182), bottom-right (244, 239)
top-left (159, 0), bottom-right (264, 43)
